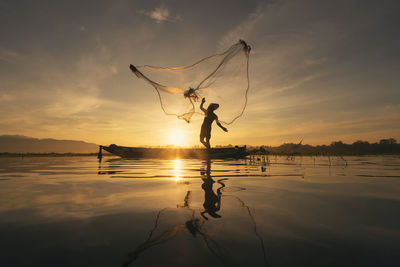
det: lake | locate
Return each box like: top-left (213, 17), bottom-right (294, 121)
top-left (0, 155), bottom-right (399, 266)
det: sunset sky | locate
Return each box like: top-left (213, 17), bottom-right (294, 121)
top-left (1, 0), bottom-right (399, 147)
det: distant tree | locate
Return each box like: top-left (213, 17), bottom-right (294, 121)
top-left (331, 141), bottom-right (344, 147)
top-left (352, 140), bottom-right (370, 146)
top-left (379, 138), bottom-right (397, 145)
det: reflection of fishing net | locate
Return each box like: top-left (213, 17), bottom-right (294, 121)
top-left (221, 186), bottom-right (246, 192)
top-left (122, 208), bottom-right (227, 267)
top-left (130, 40), bottom-right (251, 124)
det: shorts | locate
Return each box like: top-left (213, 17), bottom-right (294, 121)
top-left (200, 125), bottom-right (211, 139)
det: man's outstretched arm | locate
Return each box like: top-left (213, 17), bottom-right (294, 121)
top-left (200, 98), bottom-right (207, 113)
top-left (216, 119), bottom-right (228, 132)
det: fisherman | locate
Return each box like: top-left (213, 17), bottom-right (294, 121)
top-left (200, 98), bottom-right (228, 149)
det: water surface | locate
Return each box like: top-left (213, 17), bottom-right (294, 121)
top-left (0, 156), bottom-right (399, 266)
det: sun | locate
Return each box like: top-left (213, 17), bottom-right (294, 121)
top-left (167, 128), bottom-right (186, 147)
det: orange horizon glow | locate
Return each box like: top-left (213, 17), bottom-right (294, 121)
top-left (1, 2), bottom-right (399, 147)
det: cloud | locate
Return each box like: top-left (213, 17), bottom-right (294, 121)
top-left (148, 5), bottom-right (169, 23)
top-left (110, 65), bottom-right (118, 74)
top-left (0, 47), bottom-right (21, 63)
top-left (218, 2), bottom-right (267, 49)
top-left (213, 0), bottom-right (400, 145)
top-left (0, 93), bottom-right (15, 102)
top-left (306, 57), bottom-right (328, 66)
top-left (1, 0), bottom-right (398, 146)
top-left (139, 4), bottom-right (180, 24)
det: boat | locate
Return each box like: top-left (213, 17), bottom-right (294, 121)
top-left (99, 144), bottom-right (248, 159)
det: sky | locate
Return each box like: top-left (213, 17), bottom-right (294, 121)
top-left (0, 0), bottom-right (399, 147)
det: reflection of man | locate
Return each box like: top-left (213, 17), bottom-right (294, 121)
top-left (122, 161), bottom-right (230, 266)
top-left (200, 160), bottom-right (226, 220)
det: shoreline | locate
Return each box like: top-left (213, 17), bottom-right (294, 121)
top-left (0, 152), bottom-right (99, 157)
top-left (0, 152), bottom-right (399, 158)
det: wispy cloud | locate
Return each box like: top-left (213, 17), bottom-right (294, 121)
top-left (0, 47), bottom-right (21, 63)
top-left (1, 0), bottom-right (399, 146)
top-left (218, 2), bottom-right (267, 49)
top-left (305, 57), bottom-right (327, 66)
top-left (148, 5), bottom-right (169, 23)
top-left (139, 4), bottom-right (180, 24)
top-left (0, 93), bottom-right (15, 102)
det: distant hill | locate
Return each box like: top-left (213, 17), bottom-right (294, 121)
top-left (0, 135), bottom-right (98, 153)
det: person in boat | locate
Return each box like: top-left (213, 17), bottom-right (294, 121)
top-left (200, 98), bottom-right (228, 149)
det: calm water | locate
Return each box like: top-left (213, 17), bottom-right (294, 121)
top-left (0, 155), bottom-right (399, 267)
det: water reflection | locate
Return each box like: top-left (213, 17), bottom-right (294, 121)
top-left (200, 160), bottom-right (225, 220)
top-left (122, 159), bottom-right (268, 267)
top-left (173, 159), bottom-right (183, 182)
top-left (1, 156), bottom-right (400, 266)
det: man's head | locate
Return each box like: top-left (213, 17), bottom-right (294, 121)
top-left (208, 103), bottom-right (219, 111)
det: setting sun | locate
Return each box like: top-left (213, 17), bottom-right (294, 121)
top-left (167, 128), bottom-right (186, 147)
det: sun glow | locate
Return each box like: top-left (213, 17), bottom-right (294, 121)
top-left (173, 159), bottom-right (182, 182)
top-left (167, 128), bottom-right (186, 147)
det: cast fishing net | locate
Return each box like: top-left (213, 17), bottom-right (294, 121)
top-left (130, 40), bottom-right (251, 124)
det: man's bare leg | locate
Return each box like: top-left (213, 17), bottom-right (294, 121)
top-left (205, 137), bottom-right (211, 150)
top-left (200, 136), bottom-right (208, 149)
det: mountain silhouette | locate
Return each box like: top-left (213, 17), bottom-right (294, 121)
top-left (0, 135), bottom-right (98, 153)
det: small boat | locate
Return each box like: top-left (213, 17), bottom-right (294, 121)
top-left (99, 144), bottom-right (248, 159)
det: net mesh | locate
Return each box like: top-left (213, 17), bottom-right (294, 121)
top-left (130, 40), bottom-right (251, 124)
